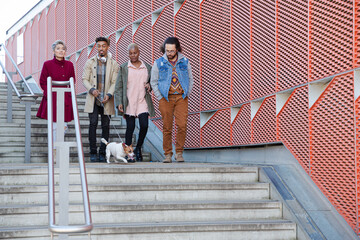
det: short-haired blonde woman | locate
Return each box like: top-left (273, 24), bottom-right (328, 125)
top-left (36, 40), bottom-right (76, 154)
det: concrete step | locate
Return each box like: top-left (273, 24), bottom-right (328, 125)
top-left (0, 220), bottom-right (297, 240)
top-left (0, 200), bottom-right (283, 227)
top-left (0, 150), bottom-right (149, 163)
top-left (0, 164), bottom-right (259, 185)
top-left (0, 182), bottom-right (270, 205)
top-left (0, 131), bottom-right (124, 141)
top-left (0, 124), bottom-right (126, 136)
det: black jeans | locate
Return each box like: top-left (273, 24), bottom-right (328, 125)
top-left (89, 104), bottom-right (111, 155)
top-left (125, 112), bottom-right (149, 148)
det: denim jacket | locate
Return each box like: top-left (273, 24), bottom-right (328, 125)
top-left (151, 52), bottom-right (193, 101)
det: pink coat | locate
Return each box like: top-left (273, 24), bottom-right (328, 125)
top-left (36, 57), bottom-right (76, 122)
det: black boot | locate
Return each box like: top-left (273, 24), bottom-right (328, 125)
top-left (134, 147), bottom-right (143, 162)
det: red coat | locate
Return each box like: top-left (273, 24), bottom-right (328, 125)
top-left (36, 57), bottom-right (76, 122)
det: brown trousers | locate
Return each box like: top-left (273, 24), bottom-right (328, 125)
top-left (159, 95), bottom-right (188, 156)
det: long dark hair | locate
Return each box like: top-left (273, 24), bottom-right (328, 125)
top-left (160, 37), bottom-right (182, 53)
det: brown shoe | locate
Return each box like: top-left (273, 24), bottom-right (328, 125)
top-left (163, 154), bottom-right (172, 163)
top-left (175, 152), bottom-right (184, 162)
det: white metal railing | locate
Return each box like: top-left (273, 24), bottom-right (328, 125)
top-left (47, 77), bottom-right (92, 238)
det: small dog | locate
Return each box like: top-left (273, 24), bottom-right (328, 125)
top-left (101, 138), bottom-right (135, 163)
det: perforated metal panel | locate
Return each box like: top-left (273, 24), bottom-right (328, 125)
top-left (65, 0), bottom-right (76, 55)
top-left (308, 0), bottom-right (353, 81)
top-left (88, 45), bottom-right (97, 59)
top-left (39, 10), bottom-right (47, 68)
top-left (88, 0), bottom-right (101, 44)
top-left (184, 113), bottom-right (200, 148)
top-left (251, 0), bottom-right (276, 99)
top-left (232, 0), bottom-right (250, 105)
top-left (278, 86), bottom-right (309, 173)
top-left (116, 0), bottom-right (133, 28)
top-left (102, 0), bottom-right (116, 37)
top-left (355, 92), bottom-right (360, 232)
top-left (75, 49), bottom-right (88, 93)
top-left (277, 0), bottom-right (308, 91)
top-left (133, 0), bottom-right (151, 21)
top-left (108, 34), bottom-right (117, 60)
top-left (309, 73), bottom-right (356, 231)
top-left (4, 38), bottom-right (15, 77)
top-left (200, 0), bottom-right (231, 111)
top-left (355, 0), bottom-right (360, 67)
top-left (116, 26), bottom-right (132, 65)
top-left (133, 16), bottom-right (152, 64)
top-left (153, 0), bottom-right (173, 11)
top-left (232, 103), bottom-right (251, 146)
top-left (152, 118), bottom-right (163, 132)
top-left (201, 109), bottom-right (231, 147)
top-left (175, 0), bottom-right (200, 112)
top-left (152, 4), bottom-right (174, 62)
top-left (76, 0), bottom-right (88, 50)
top-left (47, 2), bottom-right (56, 60)
top-left (251, 96), bottom-right (276, 144)
top-left (55, 0), bottom-right (66, 42)
top-left (24, 23), bottom-right (32, 77)
top-left (31, 17), bottom-right (39, 74)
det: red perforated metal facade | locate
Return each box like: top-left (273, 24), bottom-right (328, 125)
top-left (31, 17), bottom-right (39, 74)
top-left (7, 0), bottom-right (360, 234)
top-left (175, 0), bottom-right (200, 112)
top-left (251, 0), bottom-right (276, 99)
top-left (76, 0), bottom-right (88, 50)
top-left (201, 109), bottom-right (231, 147)
top-left (75, 49), bottom-right (87, 93)
top-left (133, 16), bottom-right (152, 64)
top-left (116, 26), bottom-right (132, 66)
top-left (88, 1), bottom-right (101, 45)
top-left (133, 0), bottom-right (151, 21)
top-left (152, 4), bottom-right (174, 62)
top-left (55, 0), bottom-right (66, 43)
top-left (185, 113), bottom-right (200, 148)
top-left (231, 0), bottom-right (251, 105)
top-left (200, 0), bottom-right (231, 111)
top-left (101, 0), bottom-right (116, 37)
top-left (231, 103), bottom-right (251, 146)
top-left (308, 0), bottom-right (353, 82)
top-left (46, 2), bottom-right (56, 60)
top-left (24, 23), bottom-right (32, 77)
top-left (116, 0), bottom-right (133, 29)
top-left (65, 0), bottom-right (76, 55)
top-left (276, 0), bottom-right (308, 91)
top-left (278, 86), bottom-right (309, 173)
top-left (252, 96), bottom-right (276, 144)
top-left (310, 73), bottom-right (356, 230)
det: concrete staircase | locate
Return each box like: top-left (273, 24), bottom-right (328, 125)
top-left (0, 82), bottom-right (150, 163)
top-left (0, 163), bottom-right (297, 239)
top-left (0, 82), bottom-right (297, 239)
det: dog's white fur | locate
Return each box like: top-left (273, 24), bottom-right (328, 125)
top-left (101, 138), bottom-right (134, 163)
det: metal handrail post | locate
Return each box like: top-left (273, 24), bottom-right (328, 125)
top-left (7, 77), bottom-right (12, 123)
top-left (69, 77), bottom-right (92, 227)
top-left (47, 77), bottom-right (93, 235)
top-left (20, 99), bottom-right (35, 163)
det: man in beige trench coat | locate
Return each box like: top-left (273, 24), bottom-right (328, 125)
top-left (82, 36), bottom-right (119, 162)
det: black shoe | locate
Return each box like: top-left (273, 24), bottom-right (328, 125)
top-left (134, 148), bottom-right (143, 162)
top-left (127, 156), bottom-right (136, 163)
top-left (90, 154), bottom-right (98, 162)
top-left (98, 154), bottom-right (106, 162)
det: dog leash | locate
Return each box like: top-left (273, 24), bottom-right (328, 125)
top-left (95, 96), bottom-right (124, 143)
